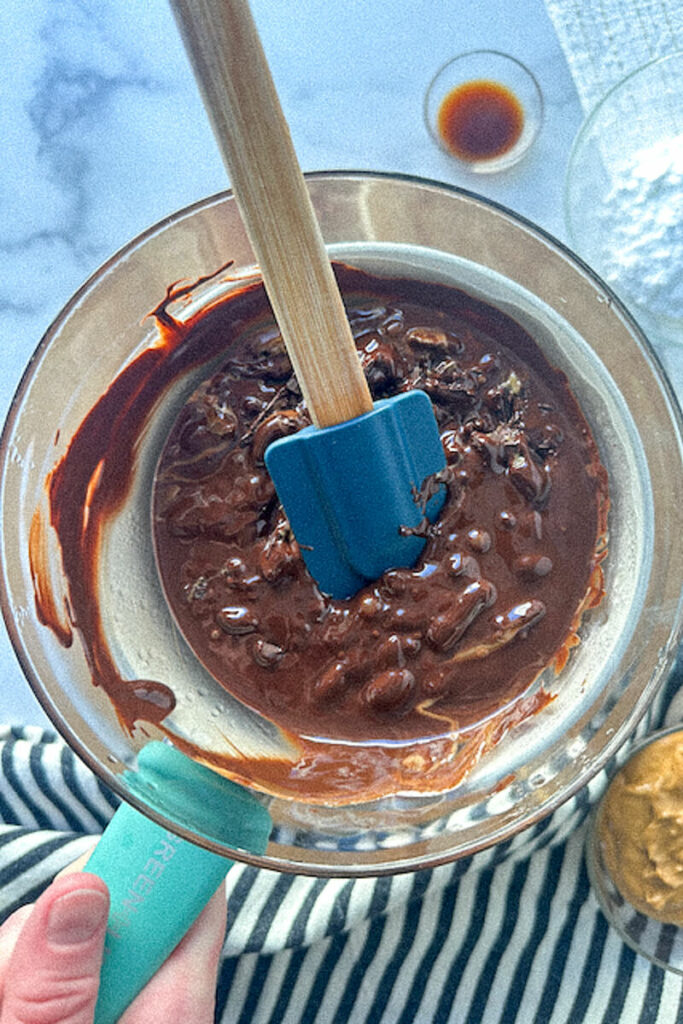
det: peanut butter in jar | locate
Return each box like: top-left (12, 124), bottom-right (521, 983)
top-left (598, 729), bottom-right (683, 925)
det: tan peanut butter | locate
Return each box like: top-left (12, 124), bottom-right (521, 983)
top-left (598, 730), bottom-right (683, 925)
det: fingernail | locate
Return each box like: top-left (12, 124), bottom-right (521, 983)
top-left (47, 888), bottom-right (109, 948)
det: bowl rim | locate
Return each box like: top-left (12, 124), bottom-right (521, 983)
top-left (2, 170), bottom-right (683, 876)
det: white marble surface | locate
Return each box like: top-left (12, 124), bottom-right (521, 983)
top-left (0, 0), bottom-right (679, 729)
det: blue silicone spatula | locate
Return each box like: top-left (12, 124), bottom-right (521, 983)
top-left (170, 0), bottom-right (447, 598)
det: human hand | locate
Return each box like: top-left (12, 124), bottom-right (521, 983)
top-left (0, 869), bottom-right (227, 1023)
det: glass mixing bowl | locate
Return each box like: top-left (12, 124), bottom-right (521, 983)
top-left (1, 172), bottom-right (682, 876)
top-left (565, 52), bottom-right (683, 345)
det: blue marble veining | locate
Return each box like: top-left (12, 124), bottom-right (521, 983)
top-left (1, 1), bottom-right (219, 371)
top-left (0, 0), bottom-right (583, 423)
top-left (0, 0), bottom-right (678, 727)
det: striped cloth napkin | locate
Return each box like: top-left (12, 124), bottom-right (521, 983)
top-left (0, 659), bottom-right (681, 1024)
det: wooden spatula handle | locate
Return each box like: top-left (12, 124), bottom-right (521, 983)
top-left (170, 0), bottom-right (373, 428)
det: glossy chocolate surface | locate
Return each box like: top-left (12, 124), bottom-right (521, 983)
top-left (152, 266), bottom-right (608, 744)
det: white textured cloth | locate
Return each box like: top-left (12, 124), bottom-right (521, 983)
top-left (543, 0), bottom-right (683, 111)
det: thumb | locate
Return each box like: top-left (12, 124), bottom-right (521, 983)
top-left (1, 872), bottom-right (109, 1024)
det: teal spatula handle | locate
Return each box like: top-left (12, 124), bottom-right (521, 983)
top-left (83, 744), bottom-right (271, 1024)
top-left (86, 802), bottom-right (228, 1024)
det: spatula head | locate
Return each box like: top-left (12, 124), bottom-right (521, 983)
top-left (264, 389), bottom-right (447, 598)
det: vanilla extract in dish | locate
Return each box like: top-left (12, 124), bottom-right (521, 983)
top-left (152, 265), bottom-right (609, 746)
top-left (437, 79), bottom-right (524, 162)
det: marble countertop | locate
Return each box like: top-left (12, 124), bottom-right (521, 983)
top-left (0, 0), bottom-right (679, 728)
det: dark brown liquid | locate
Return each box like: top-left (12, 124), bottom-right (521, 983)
top-left (438, 79), bottom-right (524, 162)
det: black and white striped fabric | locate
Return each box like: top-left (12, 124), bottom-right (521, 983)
top-left (1, 661), bottom-right (681, 1024)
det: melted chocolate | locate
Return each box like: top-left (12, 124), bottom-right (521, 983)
top-left (31, 264), bottom-right (608, 800)
top-left (152, 266), bottom-right (608, 744)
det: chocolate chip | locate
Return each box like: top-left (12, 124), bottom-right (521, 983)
top-left (251, 638), bottom-right (284, 667)
top-left (374, 634), bottom-right (406, 670)
top-left (405, 326), bottom-right (450, 350)
top-left (402, 636), bottom-right (422, 657)
top-left (202, 394), bottom-right (239, 438)
top-left (529, 423), bottom-right (564, 458)
top-left (427, 579), bottom-right (494, 651)
top-left (313, 660), bottom-right (352, 704)
top-left (221, 558), bottom-right (262, 593)
top-left (440, 429), bottom-right (465, 463)
top-left (358, 593), bottom-right (383, 618)
top-left (362, 669), bottom-right (416, 713)
top-left (259, 526), bottom-right (300, 581)
top-left (498, 510), bottom-right (517, 530)
top-left (382, 315), bottom-right (404, 335)
top-left (445, 552), bottom-right (481, 578)
top-left (514, 554), bottom-right (553, 578)
top-left (384, 603), bottom-right (430, 633)
top-left (447, 551), bottom-right (465, 575)
top-left (360, 338), bottom-right (400, 392)
top-left (494, 599), bottom-right (546, 634)
top-left (467, 528), bottom-right (491, 553)
top-left (216, 606), bottom-right (259, 635)
top-left (508, 443), bottom-right (551, 507)
top-left (247, 329), bottom-right (292, 380)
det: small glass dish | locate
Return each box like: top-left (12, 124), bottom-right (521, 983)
top-left (424, 50), bottom-right (543, 173)
top-left (586, 724), bottom-right (683, 974)
top-left (565, 52), bottom-right (683, 344)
